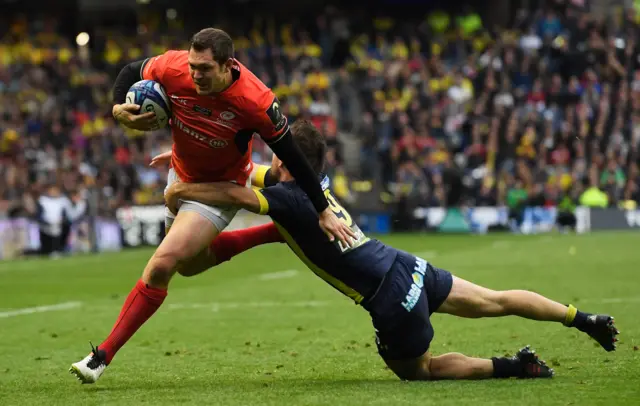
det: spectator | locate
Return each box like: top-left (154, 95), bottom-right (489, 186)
top-left (1, 2), bottom-right (639, 230)
top-left (30, 184), bottom-right (86, 257)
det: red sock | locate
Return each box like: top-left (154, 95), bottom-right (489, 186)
top-left (211, 223), bottom-right (284, 264)
top-left (100, 279), bottom-right (167, 364)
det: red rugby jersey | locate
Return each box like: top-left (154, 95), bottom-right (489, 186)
top-left (143, 50), bottom-right (287, 184)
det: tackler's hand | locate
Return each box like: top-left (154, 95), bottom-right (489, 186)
top-left (164, 181), bottom-right (184, 215)
top-left (150, 150), bottom-right (173, 168)
top-left (319, 208), bottom-right (357, 248)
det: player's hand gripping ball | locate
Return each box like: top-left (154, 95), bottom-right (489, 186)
top-left (124, 80), bottom-right (171, 130)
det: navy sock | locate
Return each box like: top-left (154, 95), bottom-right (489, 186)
top-left (571, 310), bottom-right (590, 331)
top-left (491, 357), bottom-right (521, 378)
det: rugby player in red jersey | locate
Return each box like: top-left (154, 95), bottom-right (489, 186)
top-left (70, 28), bottom-right (354, 384)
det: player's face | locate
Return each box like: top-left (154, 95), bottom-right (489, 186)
top-left (188, 48), bottom-right (230, 94)
top-left (270, 153), bottom-right (285, 180)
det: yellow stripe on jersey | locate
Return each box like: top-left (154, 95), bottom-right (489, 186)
top-left (273, 222), bottom-right (364, 304)
top-left (253, 190), bottom-right (270, 215)
top-left (252, 164), bottom-right (271, 189)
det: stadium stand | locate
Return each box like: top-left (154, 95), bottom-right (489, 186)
top-left (0, 0), bottom-right (638, 233)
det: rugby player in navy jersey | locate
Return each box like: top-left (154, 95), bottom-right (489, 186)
top-left (164, 120), bottom-right (619, 381)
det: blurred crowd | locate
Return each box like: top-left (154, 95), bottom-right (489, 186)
top-left (1, 0), bottom-right (639, 224)
top-left (0, 7), bottom-right (345, 218)
top-left (348, 0), bottom-right (640, 213)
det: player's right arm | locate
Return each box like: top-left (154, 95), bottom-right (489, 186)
top-left (164, 181), bottom-right (289, 218)
top-left (251, 164), bottom-right (278, 188)
top-left (111, 51), bottom-right (179, 131)
top-left (150, 150), bottom-right (278, 189)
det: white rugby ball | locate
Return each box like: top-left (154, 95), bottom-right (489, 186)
top-left (126, 80), bottom-right (171, 130)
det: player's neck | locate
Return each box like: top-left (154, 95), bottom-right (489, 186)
top-left (217, 71), bottom-right (234, 93)
top-left (279, 171), bottom-right (294, 183)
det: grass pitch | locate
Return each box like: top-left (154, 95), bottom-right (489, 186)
top-left (1, 232), bottom-right (639, 405)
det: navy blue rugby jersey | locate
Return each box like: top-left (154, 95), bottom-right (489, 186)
top-left (254, 175), bottom-right (397, 304)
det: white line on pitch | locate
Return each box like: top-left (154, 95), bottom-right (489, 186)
top-left (169, 301), bottom-right (328, 312)
top-left (0, 301), bottom-right (82, 319)
top-left (260, 269), bottom-right (299, 280)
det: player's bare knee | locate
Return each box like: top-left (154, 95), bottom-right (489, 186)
top-left (174, 258), bottom-right (204, 277)
top-left (175, 250), bottom-right (212, 277)
top-left (144, 249), bottom-right (182, 283)
top-left (489, 290), bottom-right (510, 313)
top-left (472, 288), bottom-right (506, 315)
top-left (174, 260), bottom-right (194, 277)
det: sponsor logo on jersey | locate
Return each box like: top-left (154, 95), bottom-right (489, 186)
top-left (401, 257), bottom-right (428, 312)
top-left (174, 118), bottom-right (228, 148)
top-left (193, 105), bottom-right (212, 116)
top-left (220, 111), bottom-right (235, 120)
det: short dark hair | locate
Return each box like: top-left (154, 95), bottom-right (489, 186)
top-left (290, 120), bottom-right (326, 174)
top-left (190, 28), bottom-right (234, 64)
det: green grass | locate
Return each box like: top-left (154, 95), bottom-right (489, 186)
top-left (1, 232), bottom-right (639, 405)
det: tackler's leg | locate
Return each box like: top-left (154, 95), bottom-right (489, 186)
top-left (383, 346), bottom-right (554, 381)
top-left (436, 276), bottom-right (619, 352)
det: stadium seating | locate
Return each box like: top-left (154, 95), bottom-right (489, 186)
top-left (0, 1), bottom-right (638, 222)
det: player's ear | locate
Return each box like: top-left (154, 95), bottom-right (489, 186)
top-left (223, 58), bottom-right (234, 72)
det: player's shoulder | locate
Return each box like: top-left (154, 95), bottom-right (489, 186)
top-left (162, 49), bottom-right (188, 60)
top-left (288, 176), bottom-right (330, 209)
top-left (146, 50), bottom-right (190, 90)
top-left (146, 50), bottom-right (187, 69)
top-left (263, 181), bottom-right (295, 195)
top-left (228, 60), bottom-right (275, 112)
top-left (263, 181), bottom-right (302, 202)
top-left (293, 176), bottom-right (330, 204)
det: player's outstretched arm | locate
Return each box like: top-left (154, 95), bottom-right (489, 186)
top-left (165, 182), bottom-right (265, 216)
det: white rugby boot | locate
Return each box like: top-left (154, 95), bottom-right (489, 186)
top-left (69, 343), bottom-right (107, 384)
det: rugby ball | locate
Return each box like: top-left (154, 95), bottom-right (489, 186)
top-left (126, 80), bottom-right (171, 130)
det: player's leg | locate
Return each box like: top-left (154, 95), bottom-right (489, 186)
top-left (437, 276), bottom-right (568, 321)
top-left (435, 274), bottom-right (619, 351)
top-left (383, 350), bottom-right (490, 380)
top-left (372, 253), bottom-right (552, 381)
top-left (69, 209), bottom-right (220, 383)
top-left (142, 210), bottom-right (220, 287)
top-left (172, 170), bottom-right (284, 278)
top-left (383, 346), bottom-right (552, 381)
top-left (175, 222), bottom-right (284, 277)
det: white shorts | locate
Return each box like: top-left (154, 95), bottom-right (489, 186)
top-left (164, 168), bottom-right (239, 232)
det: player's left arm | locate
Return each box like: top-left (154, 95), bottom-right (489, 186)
top-left (253, 96), bottom-right (329, 213)
top-left (252, 95), bottom-right (356, 245)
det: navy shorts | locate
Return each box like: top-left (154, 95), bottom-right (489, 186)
top-left (365, 250), bottom-right (453, 361)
